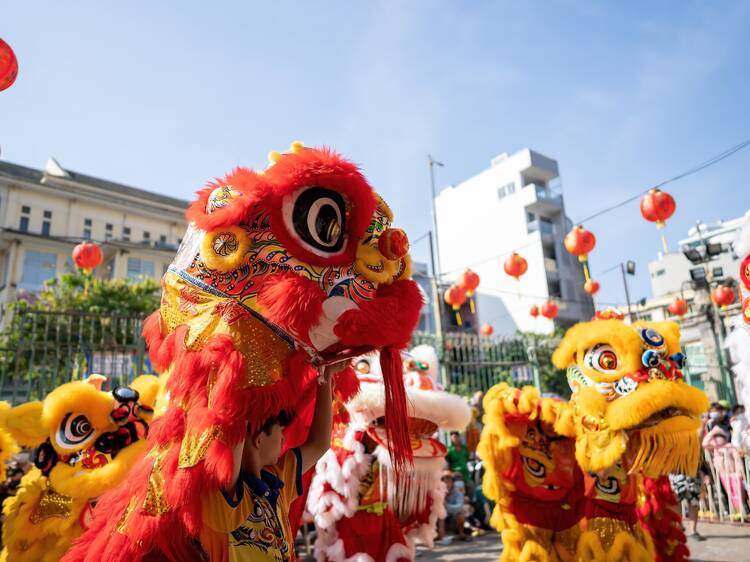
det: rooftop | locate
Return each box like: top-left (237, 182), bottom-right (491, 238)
top-left (0, 158), bottom-right (190, 211)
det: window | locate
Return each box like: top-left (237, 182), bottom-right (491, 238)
top-left (83, 228), bottom-right (92, 240)
top-left (105, 223), bottom-right (113, 241)
top-left (159, 234), bottom-right (167, 246)
top-left (43, 210), bottom-right (52, 219)
top-left (42, 221), bottom-right (51, 236)
top-left (143, 231), bottom-right (151, 243)
top-left (84, 218), bottom-right (92, 226)
top-left (123, 227), bottom-right (131, 242)
top-left (19, 251), bottom-right (57, 291)
top-left (685, 342), bottom-right (707, 375)
top-left (498, 182), bottom-right (516, 200)
top-left (127, 258), bottom-right (155, 279)
top-left (653, 269), bottom-right (665, 278)
top-left (105, 223), bottom-right (113, 231)
top-left (712, 267), bottom-right (724, 278)
top-left (19, 205), bottom-right (30, 232)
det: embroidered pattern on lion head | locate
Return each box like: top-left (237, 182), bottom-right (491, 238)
top-left (552, 319), bottom-right (709, 477)
top-left (64, 143), bottom-right (423, 562)
top-left (0, 375), bottom-right (158, 562)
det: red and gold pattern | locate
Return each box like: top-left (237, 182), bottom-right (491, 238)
top-left (65, 144), bottom-right (422, 562)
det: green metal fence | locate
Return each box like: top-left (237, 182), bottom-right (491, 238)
top-left (0, 308), bottom-right (151, 403)
top-left (0, 306), bottom-right (540, 404)
top-left (411, 331), bottom-right (536, 396)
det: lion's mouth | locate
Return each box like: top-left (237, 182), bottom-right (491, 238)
top-left (366, 263), bottom-right (384, 273)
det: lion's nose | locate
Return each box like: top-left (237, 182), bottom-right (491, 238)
top-left (378, 228), bottom-right (409, 260)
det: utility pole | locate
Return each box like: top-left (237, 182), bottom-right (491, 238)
top-left (428, 155), bottom-right (444, 281)
top-left (428, 155), bottom-right (447, 388)
top-left (620, 262), bottom-right (633, 322)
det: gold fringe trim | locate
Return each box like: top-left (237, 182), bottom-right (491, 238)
top-left (628, 417), bottom-right (701, 477)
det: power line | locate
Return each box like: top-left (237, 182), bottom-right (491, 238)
top-left (440, 137), bottom-right (750, 276)
top-left (575, 137), bottom-right (750, 224)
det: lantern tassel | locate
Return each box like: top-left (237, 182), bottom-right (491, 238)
top-left (582, 261), bottom-right (591, 282)
top-left (660, 232), bottom-right (669, 255)
top-left (455, 310), bottom-right (463, 326)
top-left (469, 297), bottom-right (475, 314)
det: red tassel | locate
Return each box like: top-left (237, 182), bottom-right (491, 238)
top-left (379, 347), bottom-right (414, 472)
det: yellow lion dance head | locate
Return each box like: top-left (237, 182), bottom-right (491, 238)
top-left (552, 318), bottom-right (709, 477)
top-left (0, 375), bottom-right (159, 562)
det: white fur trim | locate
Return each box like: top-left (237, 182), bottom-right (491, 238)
top-left (374, 447), bottom-right (446, 526)
top-left (408, 345), bottom-right (439, 381)
top-left (307, 425), bottom-right (371, 530)
top-left (347, 383), bottom-right (471, 432)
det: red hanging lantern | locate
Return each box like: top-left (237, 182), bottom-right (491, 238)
top-left (480, 323), bottom-right (494, 337)
top-left (640, 188), bottom-right (676, 253)
top-left (584, 279), bottom-right (600, 295)
top-left (640, 189), bottom-right (676, 228)
top-left (72, 241), bottom-right (103, 272)
top-left (503, 253), bottom-right (528, 280)
top-left (668, 297), bottom-right (689, 317)
top-left (711, 286), bottom-right (735, 309)
top-left (740, 255), bottom-right (750, 291)
top-left (564, 225), bottom-right (596, 283)
top-left (564, 225), bottom-right (596, 261)
top-left (529, 305), bottom-right (539, 318)
top-left (0, 39), bottom-right (18, 92)
top-left (444, 285), bottom-right (467, 326)
top-left (540, 301), bottom-right (558, 319)
top-left (458, 269), bottom-right (481, 313)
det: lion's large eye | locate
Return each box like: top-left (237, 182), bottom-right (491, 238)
top-left (355, 359), bottom-right (371, 375)
top-left (57, 413), bottom-right (94, 449)
top-left (290, 187), bottom-right (346, 253)
top-left (585, 344), bottom-right (619, 374)
top-left (522, 456), bottom-right (546, 478)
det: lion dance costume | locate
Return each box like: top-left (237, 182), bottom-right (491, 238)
top-left (0, 375), bottom-right (159, 562)
top-left (64, 143), bottom-right (423, 561)
top-left (479, 317), bottom-right (708, 562)
top-left (308, 345), bottom-right (471, 561)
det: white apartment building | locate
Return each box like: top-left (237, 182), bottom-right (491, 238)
top-left (434, 148), bottom-right (594, 335)
top-left (0, 157), bottom-right (189, 305)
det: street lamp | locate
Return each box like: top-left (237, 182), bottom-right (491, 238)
top-left (620, 260), bottom-right (636, 321)
top-left (428, 155), bottom-right (444, 281)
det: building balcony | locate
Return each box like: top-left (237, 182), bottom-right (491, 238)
top-left (544, 257), bottom-right (559, 279)
top-left (526, 218), bottom-right (555, 241)
top-left (523, 183), bottom-right (562, 216)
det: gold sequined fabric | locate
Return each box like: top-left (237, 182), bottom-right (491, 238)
top-left (586, 517), bottom-right (638, 550)
top-left (29, 486), bottom-right (73, 523)
top-left (141, 449), bottom-right (170, 516)
top-left (160, 271), bottom-right (289, 387)
top-left (115, 496), bottom-right (138, 535)
top-left (178, 426), bottom-right (222, 469)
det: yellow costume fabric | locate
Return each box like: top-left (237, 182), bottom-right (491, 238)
top-left (0, 375), bottom-right (159, 562)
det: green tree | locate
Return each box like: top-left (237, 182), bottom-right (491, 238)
top-left (520, 329), bottom-right (570, 399)
top-left (0, 271), bottom-right (161, 401)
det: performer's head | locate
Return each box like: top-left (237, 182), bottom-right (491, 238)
top-left (244, 410), bottom-right (295, 467)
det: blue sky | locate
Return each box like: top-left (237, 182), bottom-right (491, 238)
top-left (2, 1), bottom-right (749, 307)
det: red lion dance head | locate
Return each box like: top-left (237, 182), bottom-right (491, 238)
top-left (64, 143), bottom-right (423, 562)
